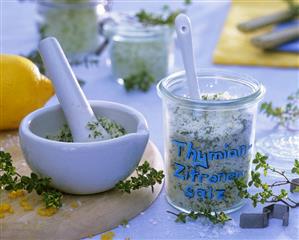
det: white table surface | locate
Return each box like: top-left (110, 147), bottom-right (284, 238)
top-left (2, 1), bottom-right (299, 239)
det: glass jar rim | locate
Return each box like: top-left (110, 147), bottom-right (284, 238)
top-left (157, 68), bottom-right (266, 109)
top-left (38, 0), bottom-right (105, 9)
top-left (102, 13), bottom-right (172, 39)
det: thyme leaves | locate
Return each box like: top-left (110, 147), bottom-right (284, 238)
top-left (260, 90), bottom-right (299, 128)
top-left (115, 161), bottom-right (164, 193)
top-left (234, 152), bottom-right (299, 208)
top-left (0, 151), bottom-right (63, 209)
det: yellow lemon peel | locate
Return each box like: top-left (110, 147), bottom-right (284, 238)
top-left (70, 201), bottom-right (79, 209)
top-left (37, 207), bottom-right (57, 217)
top-left (0, 203), bottom-right (14, 218)
top-left (8, 190), bottom-right (26, 199)
top-left (101, 231), bottom-right (115, 240)
top-left (19, 197), bottom-right (33, 211)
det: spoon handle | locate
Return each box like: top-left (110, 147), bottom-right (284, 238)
top-left (175, 14), bottom-right (200, 99)
top-left (39, 37), bottom-right (110, 142)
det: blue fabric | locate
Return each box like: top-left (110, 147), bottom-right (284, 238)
top-left (2, 1), bottom-right (299, 239)
top-left (275, 20), bottom-right (299, 52)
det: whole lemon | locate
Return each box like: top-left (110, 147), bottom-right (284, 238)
top-left (0, 54), bottom-right (54, 130)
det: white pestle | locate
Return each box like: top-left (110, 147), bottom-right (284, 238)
top-left (175, 14), bottom-right (200, 99)
top-left (39, 37), bottom-right (110, 142)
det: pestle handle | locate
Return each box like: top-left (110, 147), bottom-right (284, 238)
top-left (39, 37), bottom-right (110, 142)
top-left (175, 14), bottom-right (200, 99)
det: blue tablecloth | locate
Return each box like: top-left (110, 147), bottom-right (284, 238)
top-left (276, 20), bottom-right (299, 53)
top-left (2, 1), bottom-right (299, 239)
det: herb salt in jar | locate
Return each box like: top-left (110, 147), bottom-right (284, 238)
top-left (157, 69), bottom-right (265, 213)
top-left (103, 16), bottom-right (174, 88)
top-left (37, 0), bottom-right (109, 60)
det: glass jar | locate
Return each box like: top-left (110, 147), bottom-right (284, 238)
top-left (157, 69), bottom-right (265, 213)
top-left (104, 18), bottom-right (174, 84)
top-left (37, 0), bottom-right (109, 60)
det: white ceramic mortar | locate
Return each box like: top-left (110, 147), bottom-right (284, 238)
top-left (19, 101), bottom-right (149, 194)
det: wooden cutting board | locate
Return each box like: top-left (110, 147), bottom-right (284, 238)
top-left (0, 131), bottom-right (164, 240)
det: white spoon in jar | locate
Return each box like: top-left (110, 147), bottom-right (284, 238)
top-left (39, 37), bottom-right (110, 142)
top-left (175, 14), bottom-right (200, 99)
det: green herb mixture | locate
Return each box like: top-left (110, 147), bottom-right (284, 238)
top-left (46, 116), bottom-right (126, 142)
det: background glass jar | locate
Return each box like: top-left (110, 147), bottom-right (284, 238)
top-left (37, 0), bottom-right (110, 60)
top-left (157, 69), bottom-right (265, 213)
top-left (104, 20), bottom-right (174, 84)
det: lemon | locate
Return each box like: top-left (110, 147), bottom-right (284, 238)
top-left (0, 54), bottom-right (54, 130)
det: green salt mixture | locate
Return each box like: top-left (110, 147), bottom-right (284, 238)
top-left (110, 36), bottom-right (172, 82)
top-left (46, 117), bottom-right (126, 142)
top-left (40, 0), bottom-right (99, 57)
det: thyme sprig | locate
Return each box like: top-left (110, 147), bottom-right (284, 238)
top-left (0, 151), bottom-right (63, 208)
top-left (136, 9), bottom-right (182, 26)
top-left (260, 90), bottom-right (299, 128)
top-left (136, 0), bottom-right (191, 26)
top-left (167, 208), bottom-right (231, 225)
top-left (234, 152), bottom-right (299, 208)
top-left (115, 161), bottom-right (164, 193)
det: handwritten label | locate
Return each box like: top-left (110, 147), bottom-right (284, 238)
top-left (172, 140), bottom-right (252, 201)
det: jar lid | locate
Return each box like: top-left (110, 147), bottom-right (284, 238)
top-left (102, 13), bottom-right (170, 39)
